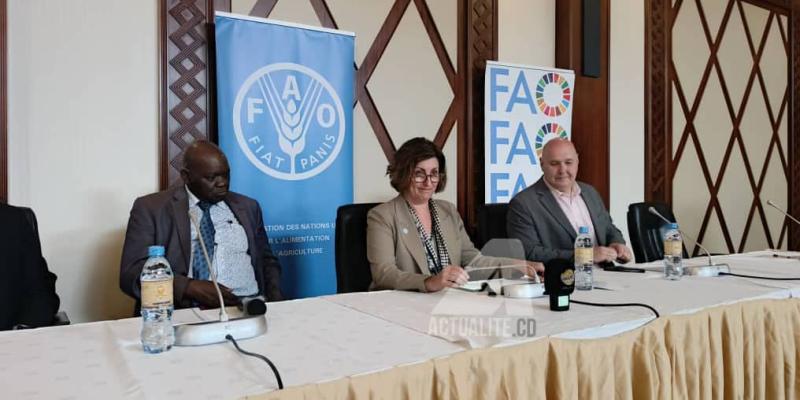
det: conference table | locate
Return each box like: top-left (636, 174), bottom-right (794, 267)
top-left (2, 251), bottom-right (800, 399)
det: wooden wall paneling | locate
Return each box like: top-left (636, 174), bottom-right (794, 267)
top-left (555, 0), bottom-right (611, 205)
top-left (159, 0), bottom-right (230, 189)
top-left (0, 0), bottom-right (6, 203)
top-left (460, 0), bottom-right (498, 233)
top-left (249, 0), bottom-right (278, 17)
top-left (648, 0), bottom-right (800, 250)
top-left (791, 0), bottom-right (800, 249)
top-left (645, 0), bottom-right (672, 204)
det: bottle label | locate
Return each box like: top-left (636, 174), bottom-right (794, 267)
top-left (141, 280), bottom-right (173, 308)
top-left (575, 247), bottom-right (593, 265)
top-left (664, 240), bottom-right (682, 257)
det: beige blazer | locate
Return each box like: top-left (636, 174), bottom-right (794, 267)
top-left (367, 196), bottom-right (517, 292)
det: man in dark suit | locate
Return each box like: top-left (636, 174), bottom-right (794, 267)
top-left (120, 141), bottom-right (282, 309)
top-left (507, 139), bottom-right (633, 264)
top-left (0, 203), bottom-right (60, 330)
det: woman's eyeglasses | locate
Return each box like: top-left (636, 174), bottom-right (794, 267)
top-left (413, 172), bottom-right (443, 183)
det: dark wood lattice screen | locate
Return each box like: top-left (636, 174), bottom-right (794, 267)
top-left (647, 0), bottom-right (800, 252)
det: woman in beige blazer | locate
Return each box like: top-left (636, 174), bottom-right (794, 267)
top-left (367, 138), bottom-right (544, 292)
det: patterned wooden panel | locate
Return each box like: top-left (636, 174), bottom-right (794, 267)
top-left (648, 0), bottom-right (799, 251)
top-left (459, 0), bottom-right (497, 231)
top-left (0, 0), bottom-right (6, 203)
top-left (646, 0), bottom-right (672, 204)
top-left (160, 0), bottom-right (230, 189)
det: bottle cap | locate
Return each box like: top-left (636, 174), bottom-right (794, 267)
top-left (148, 245), bottom-right (165, 257)
top-left (669, 223), bottom-right (679, 229)
top-left (579, 226), bottom-right (589, 234)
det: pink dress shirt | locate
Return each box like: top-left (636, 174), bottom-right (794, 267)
top-left (544, 180), bottom-right (598, 242)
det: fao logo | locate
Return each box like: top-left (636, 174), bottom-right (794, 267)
top-left (233, 63), bottom-right (345, 180)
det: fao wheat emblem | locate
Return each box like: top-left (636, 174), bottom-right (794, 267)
top-left (233, 63), bottom-right (346, 180)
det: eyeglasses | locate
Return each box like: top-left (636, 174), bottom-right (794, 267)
top-left (413, 171), bottom-right (443, 183)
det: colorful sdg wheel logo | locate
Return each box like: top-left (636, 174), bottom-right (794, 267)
top-left (535, 72), bottom-right (571, 117)
top-left (535, 123), bottom-right (569, 160)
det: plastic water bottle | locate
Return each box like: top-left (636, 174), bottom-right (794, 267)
top-left (663, 223), bottom-right (683, 280)
top-left (140, 245), bottom-right (174, 353)
top-left (574, 226), bottom-right (594, 290)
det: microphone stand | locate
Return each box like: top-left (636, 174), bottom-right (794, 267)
top-left (647, 207), bottom-right (730, 277)
top-left (766, 200), bottom-right (800, 226)
top-left (172, 212), bottom-right (268, 346)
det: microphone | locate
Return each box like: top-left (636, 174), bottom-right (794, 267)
top-left (766, 200), bottom-right (800, 226)
top-left (173, 211), bottom-right (268, 346)
top-left (647, 207), bottom-right (729, 277)
top-left (239, 295), bottom-right (267, 316)
top-left (543, 258), bottom-right (575, 311)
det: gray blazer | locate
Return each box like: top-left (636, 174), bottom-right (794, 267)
top-left (506, 177), bottom-right (625, 263)
top-left (367, 196), bottom-right (516, 292)
top-left (119, 186), bottom-right (283, 309)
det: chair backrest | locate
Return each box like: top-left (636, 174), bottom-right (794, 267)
top-left (627, 202), bottom-right (688, 263)
top-left (476, 203), bottom-right (509, 248)
top-left (335, 203), bottom-right (380, 293)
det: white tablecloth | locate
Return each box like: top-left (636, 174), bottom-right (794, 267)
top-left (2, 251), bottom-right (800, 399)
top-left (0, 298), bottom-right (463, 399)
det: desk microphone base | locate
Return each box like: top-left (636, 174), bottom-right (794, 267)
top-left (174, 315), bottom-right (267, 346)
top-left (501, 283), bottom-right (545, 298)
top-left (684, 263), bottom-right (730, 277)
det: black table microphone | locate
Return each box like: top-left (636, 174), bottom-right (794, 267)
top-left (544, 258), bottom-right (575, 311)
top-left (239, 296), bottom-right (267, 316)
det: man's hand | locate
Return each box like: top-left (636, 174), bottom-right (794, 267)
top-left (424, 265), bottom-right (469, 292)
top-left (593, 246), bottom-right (619, 263)
top-left (185, 280), bottom-right (241, 308)
top-left (524, 261), bottom-right (545, 282)
top-left (609, 243), bottom-right (633, 263)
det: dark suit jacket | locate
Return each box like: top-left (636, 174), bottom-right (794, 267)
top-left (506, 177), bottom-right (626, 263)
top-left (0, 203), bottom-right (60, 330)
top-left (119, 186), bottom-right (283, 309)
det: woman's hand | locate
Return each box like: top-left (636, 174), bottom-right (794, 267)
top-left (424, 265), bottom-right (469, 292)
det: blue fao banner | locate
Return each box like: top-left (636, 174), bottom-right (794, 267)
top-left (484, 61), bottom-right (575, 203)
top-left (215, 13), bottom-right (354, 298)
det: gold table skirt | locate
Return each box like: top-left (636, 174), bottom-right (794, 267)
top-left (253, 298), bottom-right (800, 399)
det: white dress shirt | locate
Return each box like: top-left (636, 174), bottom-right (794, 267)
top-left (186, 187), bottom-right (258, 296)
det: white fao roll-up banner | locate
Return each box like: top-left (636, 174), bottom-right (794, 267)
top-left (484, 61), bottom-right (575, 203)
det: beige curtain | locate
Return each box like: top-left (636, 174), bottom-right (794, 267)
top-left (252, 298), bottom-right (800, 400)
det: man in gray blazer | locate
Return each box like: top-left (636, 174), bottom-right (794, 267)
top-left (120, 141), bottom-right (282, 311)
top-left (507, 139), bottom-right (632, 264)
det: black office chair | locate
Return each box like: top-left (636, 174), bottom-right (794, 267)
top-left (17, 206), bottom-right (70, 326)
top-left (475, 203), bottom-right (509, 248)
top-left (627, 202), bottom-right (688, 263)
top-left (335, 203), bottom-right (380, 293)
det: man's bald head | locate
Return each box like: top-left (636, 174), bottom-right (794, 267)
top-left (540, 138), bottom-right (579, 193)
top-left (180, 141), bottom-right (230, 204)
top-left (541, 138), bottom-right (577, 163)
top-left (183, 141), bottom-right (227, 170)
